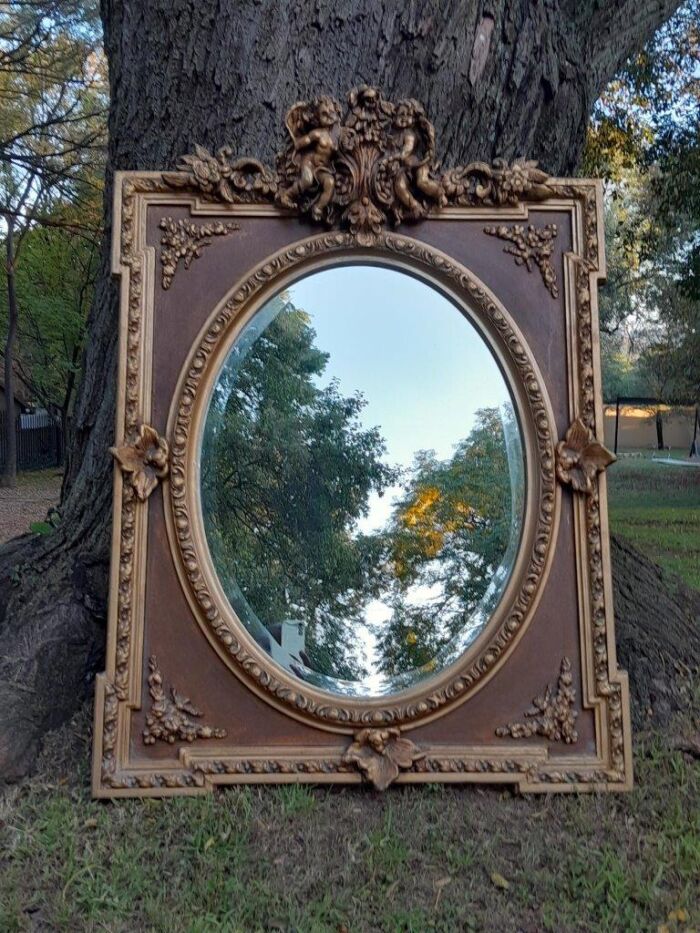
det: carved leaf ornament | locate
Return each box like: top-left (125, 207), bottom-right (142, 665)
top-left (110, 424), bottom-right (169, 501)
top-left (164, 86), bottom-right (555, 245)
top-left (556, 418), bottom-right (616, 495)
top-left (343, 727), bottom-right (425, 790)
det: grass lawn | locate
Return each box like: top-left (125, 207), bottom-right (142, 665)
top-left (1, 707), bottom-right (699, 933)
top-left (607, 451), bottom-right (700, 590)
top-left (0, 454), bottom-right (698, 932)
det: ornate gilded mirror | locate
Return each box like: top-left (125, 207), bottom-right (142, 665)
top-left (94, 87), bottom-right (631, 796)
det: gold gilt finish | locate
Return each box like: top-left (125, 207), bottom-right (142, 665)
top-left (484, 222), bottom-right (559, 298)
top-left (343, 729), bottom-right (425, 791)
top-left (143, 657), bottom-right (227, 746)
top-left (496, 658), bottom-right (578, 744)
top-left (110, 424), bottom-right (169, 502)
top-left (158, 217), bottom-right (240, 289)
top-left (167, 232), bottom-right (556, 730)
top-left (556, 418), bottom-right (617, 494)
top-left (93, 85), bottom-right (632, 797)
top-left (165, 85), bottom-right (554, 245)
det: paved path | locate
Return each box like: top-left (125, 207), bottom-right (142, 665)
top-left (0, 470), bottom-right (62, 545)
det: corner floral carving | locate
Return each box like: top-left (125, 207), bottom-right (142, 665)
top-left (159, 217), bottom-right (240, 289)
top-left (484, 222), bottom-right (559, 298)
top-left (343, 728), bottom-right (425, 790)
top-left (556, 418), bottom-right (616, 494)
top-left (143, 657), bottom-right (227, 745)
top-left (496, 658), bottom-right (578, 744)
top-left (164, 87), bottom-right (553, 245)
top-left (110, 424), bottom-right (169, 501)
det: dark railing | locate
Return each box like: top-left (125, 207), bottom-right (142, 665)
top-left (0, 411), bottom-right (64, 471)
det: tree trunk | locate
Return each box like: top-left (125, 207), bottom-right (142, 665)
top-left (0, 0), bottom-right (685, 781)
top-left (2, 216), bottom-right (18, 489)
top-left (656, 409), bottom-right (665, 450)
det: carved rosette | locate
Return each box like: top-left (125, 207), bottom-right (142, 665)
top-left (496, 658), bottom-right (578, 744)
top-left (143, 657), bottom-right (226, 745)
top-left (159, 217), bottom-right (240, 289)
top-left (343, 728), bottom-right (425, 790)
top-left (484, 223), bottom-right (559, 298)
top-left (556, 418), bottom-right (616, 494)
top-left (110, 424), bottom-right (169, 501)
top-left (164, 86), bottom-right (554, 245)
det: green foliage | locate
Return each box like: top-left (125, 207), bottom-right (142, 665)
top-left (374, 407), bottom-right (520, 676)
top-left (584, 1), bottom-right (700, 405)
top-left (201, 295), bottom-right (396, 680)
top-left (0, 223), bottom-right (96, 414)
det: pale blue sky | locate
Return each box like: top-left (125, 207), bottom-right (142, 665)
top-left (287, 264), bottom-right (513, 532)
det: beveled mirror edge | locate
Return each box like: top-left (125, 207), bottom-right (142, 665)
top-left (93, 163), bottom-right (632, 797)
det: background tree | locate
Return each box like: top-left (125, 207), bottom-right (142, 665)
top-left (585, 1), bottom-right (699, 409)
top-left (0, 0), bottom-right (105, 486)
top-left (0, 0), bottom-right (689, 781)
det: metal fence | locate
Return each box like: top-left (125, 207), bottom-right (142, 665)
top-left (0, 411), bottom-right (64, 471)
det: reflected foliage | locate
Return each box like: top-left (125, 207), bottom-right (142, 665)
top-left (202, 283), bottom-right (523, 694)
top-left (374, 408), bottom-right (520, 676)
top-left (202, 294), bottom-right (396, 680)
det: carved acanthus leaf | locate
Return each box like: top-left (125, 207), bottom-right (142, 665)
top-left (110, 424), bottom-right (169, 501)
top-left (343, 727), bottom-right (425, 790)
top-left (496, 658), bottom-right (579, 744)
top-left (484, 223), bottom-right (559, 298)
top-left (164, 87), bottom-right (553, 244)
top-left (159, 217), bottom-right (240, 289)
top-left (143, 656), bottom-right (227, 745)
top-left (556, 418), bottom-right (616, 494)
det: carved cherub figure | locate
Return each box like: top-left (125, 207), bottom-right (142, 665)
top-left (382, 99), bottom-right (446, 221)
top-left (278, 96), bottom-right (341, 221)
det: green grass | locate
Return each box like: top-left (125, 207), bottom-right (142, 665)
top-left (1, 708), bottom-right (699, 932)
top-left (607, 452), bottom-right (700, 589)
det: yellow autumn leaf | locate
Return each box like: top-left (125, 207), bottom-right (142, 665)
top-left (490, 871), bottom-right (510, 890)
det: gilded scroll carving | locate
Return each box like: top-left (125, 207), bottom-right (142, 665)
top-left (162, 146), bottom-right (277, 203)
top-left (556, 417), bottom-right (616, 494)
top-left (164, 87), bottom-right (553, 244)
top-left (110, 424), bottom-right (169, 502)
top-left (143, 657), bottom-right (226, 745)
top-left (484, 223), bottom-right (559, 298)
top-left (496, 658), bottom-right (578, 744)
top-left (343, 728), bottom-right (425, 790)
top-left (159, 217), bottom-right (240, 289)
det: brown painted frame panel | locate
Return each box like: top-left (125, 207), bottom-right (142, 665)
top-left (92, 153), bottom-right (631, 796)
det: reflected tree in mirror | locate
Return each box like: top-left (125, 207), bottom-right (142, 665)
top-left (201, 294), bottom-right (396, 681)
top-left (373, 407), bottom-right (522, 676)
top-left (200, 265), bottom-right (525, 697)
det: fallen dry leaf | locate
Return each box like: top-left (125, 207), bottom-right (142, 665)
top-left (490, 871), bottom-right (510, 890)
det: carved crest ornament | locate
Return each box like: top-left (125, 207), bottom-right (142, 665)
top-left (94, 86), bottom-right (631, 797)
top-left (163, 85), bottom-right (553, 246)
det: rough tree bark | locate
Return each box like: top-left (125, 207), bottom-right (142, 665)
top-left (0, 0), bottom-right (686, 781)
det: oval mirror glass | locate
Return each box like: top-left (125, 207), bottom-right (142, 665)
top-left (200, 265), bottom-right (525, 697)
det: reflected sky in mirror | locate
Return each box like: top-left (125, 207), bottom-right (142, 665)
top-left (201, 265), bottom-right (525, 697)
